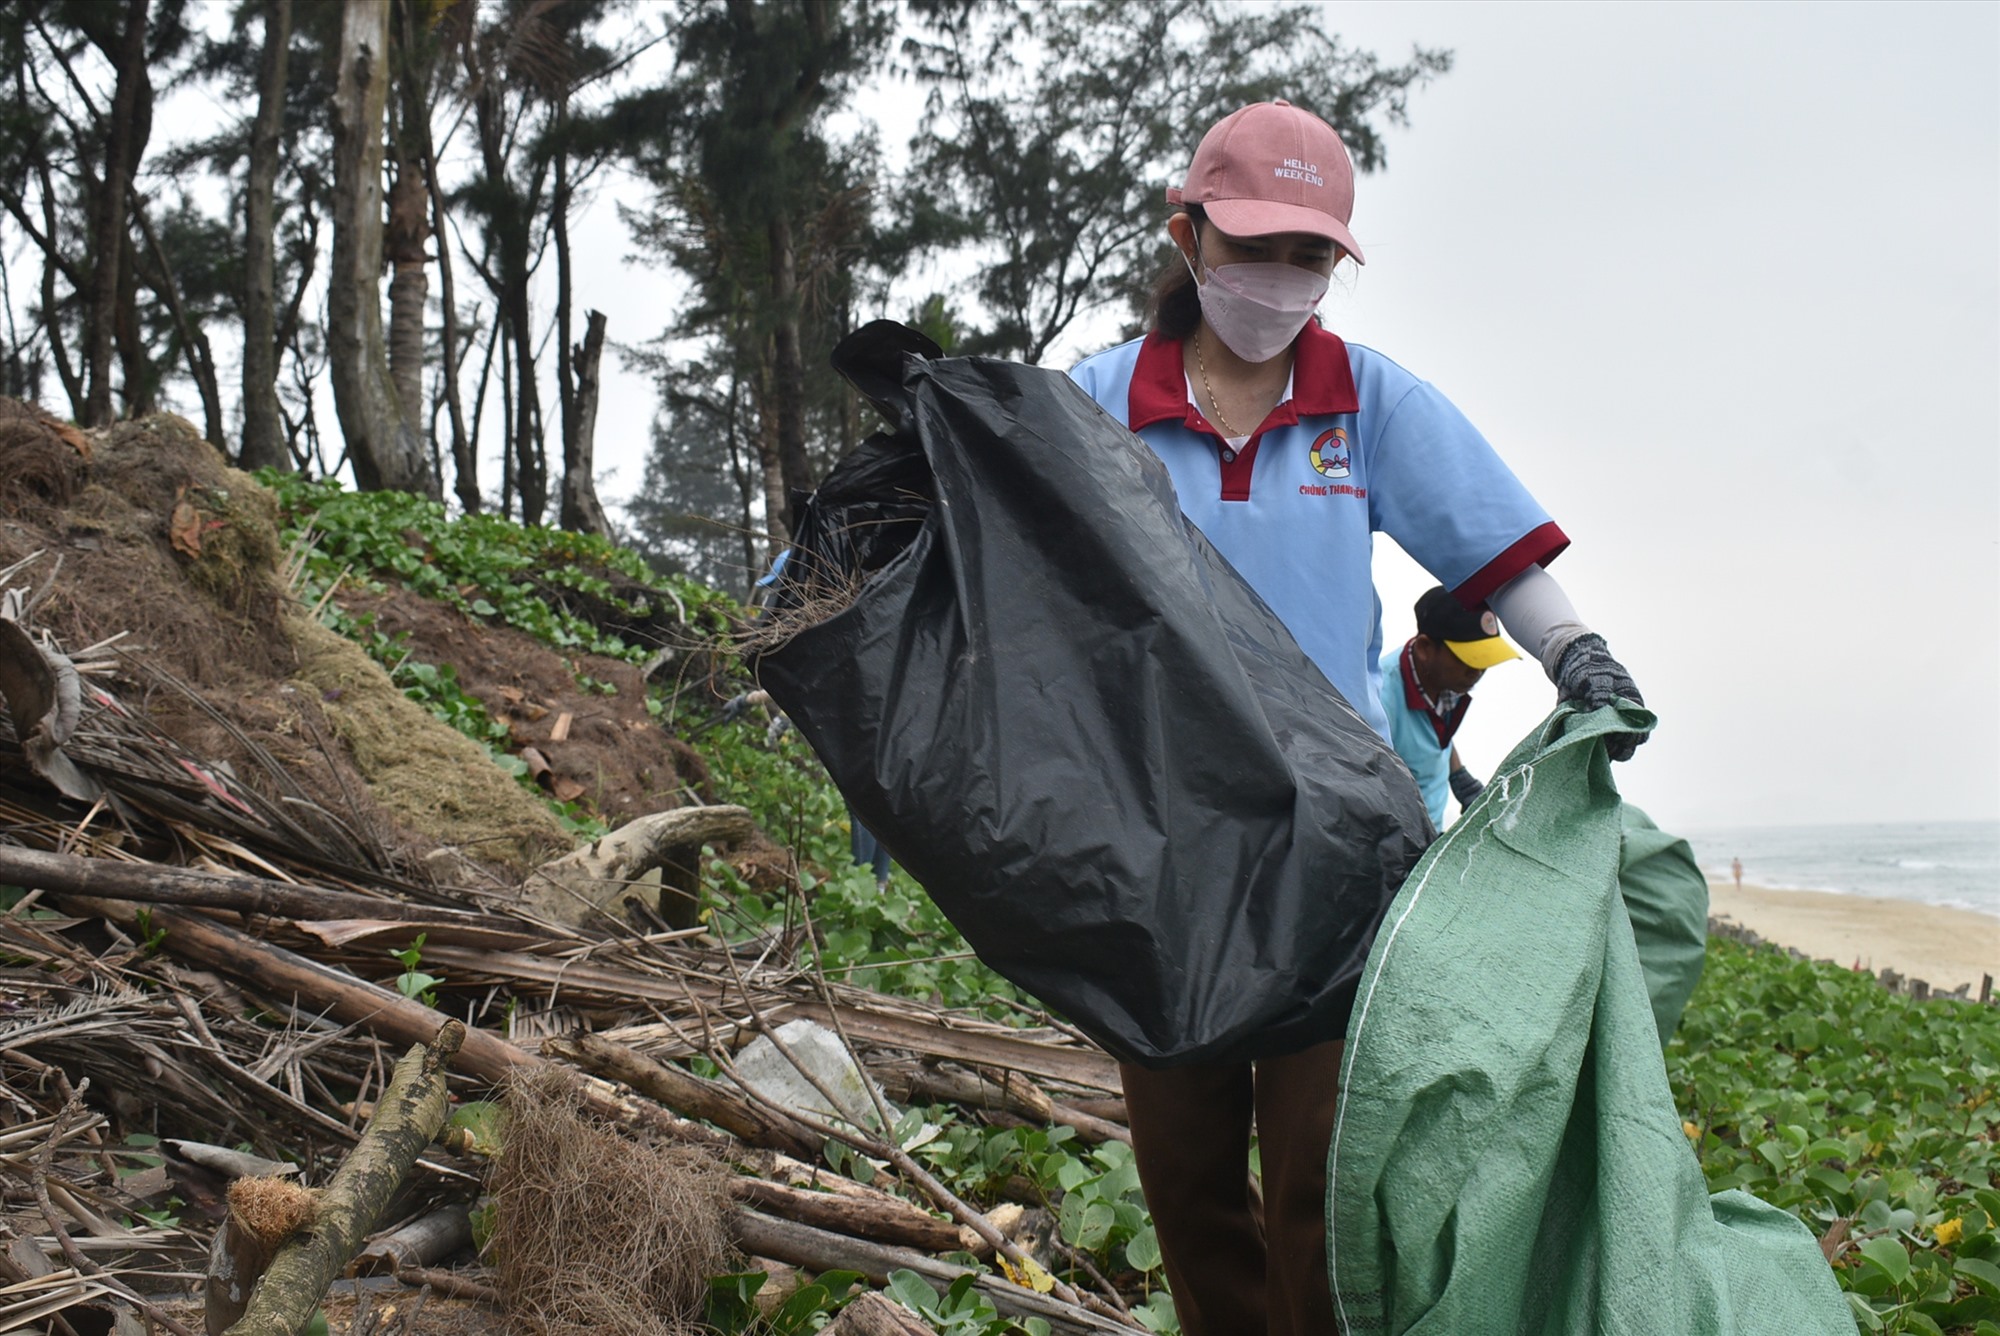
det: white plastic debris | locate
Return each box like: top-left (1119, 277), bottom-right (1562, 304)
top-left (732, 1018), bottom-right (897, 1131)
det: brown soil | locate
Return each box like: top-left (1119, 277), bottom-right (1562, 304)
top-left (0, 407), bottom-right (450, 871)
top-left (0, 396), bottom-right (785, 889)
top-left (335, 584), bottom-right (715, 828)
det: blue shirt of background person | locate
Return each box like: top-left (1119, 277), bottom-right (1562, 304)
top-left (1376, 586), bottom-right (1520, 826)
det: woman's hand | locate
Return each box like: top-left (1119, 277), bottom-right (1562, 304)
top-left (1553, 634), bottom-right (1646, 761)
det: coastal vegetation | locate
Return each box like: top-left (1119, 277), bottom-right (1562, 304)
top-left (281, 479), bottom-right (2000, 1335)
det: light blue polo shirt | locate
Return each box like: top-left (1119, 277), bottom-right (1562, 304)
top-left (1069, 322), bottom-right (1565, 740)
top-left (1378, 645), bottom-right (1456, 825)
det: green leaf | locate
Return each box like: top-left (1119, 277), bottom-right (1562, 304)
top-left (1078, 1199), bottom-right (1117, 1250)
top-left (887, 1269), bottom-right (938, 1317)
top-left (1858, 1236), bottom-right (1912, 1286)
top-left (1125, 1224), bottom-right (1163, 1272)
top-left (1959, 1257), bottom-right (2000, 1297)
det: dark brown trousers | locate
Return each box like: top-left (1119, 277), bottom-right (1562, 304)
top-left (1118, 1039), bottom-right (1344, 1336)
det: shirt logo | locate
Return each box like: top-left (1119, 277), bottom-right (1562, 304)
top-left (1309, 428), bottom-right (1350, 477)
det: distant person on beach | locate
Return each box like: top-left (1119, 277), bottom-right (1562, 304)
top-left (1732, 857), bottom-right (1743, 889)
top-left (1066, 98), bottom-right (1649, 1336)
top-left (1379, 586), bottom-right (1519, 827)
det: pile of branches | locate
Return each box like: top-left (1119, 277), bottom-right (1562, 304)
top-left (0, 576), bottom-right (1142, 1334)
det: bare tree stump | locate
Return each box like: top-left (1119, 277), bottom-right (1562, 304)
top-left (521, 805), bottom-right (754, 930)
top-left (220, 1022), bottom-right (463, 1336)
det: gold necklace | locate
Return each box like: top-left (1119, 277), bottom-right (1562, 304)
top-left (1193, 330), bottom-right (1243, 439)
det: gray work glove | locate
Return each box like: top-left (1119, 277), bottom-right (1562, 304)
top-left (1449, 766), bottom-right (1484, 808)
top-left (1553, 633), bottom-right (1646, 761)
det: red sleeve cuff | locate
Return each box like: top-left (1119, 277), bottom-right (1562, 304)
top-left (1452, 521), bottom-right (1571, 607)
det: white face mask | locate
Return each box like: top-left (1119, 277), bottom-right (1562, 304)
top-left (1184, 241), bottom-right (1329, 363)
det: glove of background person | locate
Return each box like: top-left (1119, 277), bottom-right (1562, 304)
top-left (1449, 766), bottom-right (1484, 808)
top-left (1553, 633), bottom-right (1646, 761)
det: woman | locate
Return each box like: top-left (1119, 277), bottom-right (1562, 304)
top-left (1067, 100), bottom-right (1643, 1336)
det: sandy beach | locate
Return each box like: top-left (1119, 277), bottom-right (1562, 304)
top-left (1706, 879), bottom-right (2000, 998)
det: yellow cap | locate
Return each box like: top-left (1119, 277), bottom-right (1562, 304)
top-left (1443, 636), bottom-right (1520, 671)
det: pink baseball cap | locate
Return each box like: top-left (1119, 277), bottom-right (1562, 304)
top-left (1167, 100), bottom-right (1365, 263)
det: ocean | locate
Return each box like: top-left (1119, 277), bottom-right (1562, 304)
top-left (1683, 820), bottom-right (2000, 921)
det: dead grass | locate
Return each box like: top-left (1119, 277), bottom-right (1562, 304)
top-left (489, 1068), bottom-right (729, 1336)
top-left (285, 605), bottom-right (570, 872)
top-left (0, 396), bottom-right (89, 513)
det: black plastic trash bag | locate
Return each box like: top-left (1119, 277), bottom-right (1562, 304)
top-left (754, 322), bottom-right (1432, 1067)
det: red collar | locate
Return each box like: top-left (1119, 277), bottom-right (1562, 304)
top-left (1399, 640), bottom-right (1472, 748)
top-left (1127, 319), bottom-right (1360, 435)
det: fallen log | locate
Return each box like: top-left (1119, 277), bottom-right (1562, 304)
top-left (889, 1061), bottom-right (1056, 1124)
top-left (726, 1210), bottom-right (1135, 1336)
top-left (520, 804), bottom-right (755, 929)
top-left (790, 1003), bottom-right (1121, 1095)
top-left (0, 845), bottom-right (495, 925)
top-left (731, 1178), bottom-right (974, 1255)
top-left (58, 896), bottom-right (534, 1083)
top-left (826, 1291), bottom-right (940, 1335)
top-left (544, 1031), bottom-right (822, 1161)
top-left (220, 1022), bottom-right (463, 1336)
top-left (56, 895), bottom-right (721, 1148)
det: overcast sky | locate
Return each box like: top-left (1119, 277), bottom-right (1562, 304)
top-left (554, 0), bottom-right (2000, 832)
top-left (136, 1), bottom-right (1999, 833)
top-left (1271, 1), bottom-right (2000, 832)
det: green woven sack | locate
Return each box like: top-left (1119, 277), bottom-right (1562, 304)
top-left (1328, 704), bottom-right (1850, 1334)
top-left (1620, 804), bottom-right (1709, 1045)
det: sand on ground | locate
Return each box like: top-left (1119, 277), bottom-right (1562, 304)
top-left (1706, 879), bottom-right (2000, 997)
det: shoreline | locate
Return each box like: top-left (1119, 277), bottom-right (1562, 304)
top-left (1705, 879), bottom-right (1999, 997)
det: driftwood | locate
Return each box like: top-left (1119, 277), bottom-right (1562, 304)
top-left (0, 844), bottom-right (497, 926)
top-left (733, 1179), bottom-right (974, 1255)
top-left (59, 893), bottom-right (731, 1150)
top-left (544, 1030), bottom-right (822, 1160)
top-left (58, 896), bottom-right (537, 1085)
top-left (728, 1210), bottom-right (1135, 1335)
top-left (352, 1205), bottom-right (472, 1275)
top-left (791, 1003), bottom-right (1121, 1094)
top-left (520, 804), bottom-right (755, 929)
top-left (220, 1022), bottom-right (464, 1336)
top-left (826, 1291), bottom-right (941, 1335)
top-left (894, 1061), bottom-right (1056, 1123)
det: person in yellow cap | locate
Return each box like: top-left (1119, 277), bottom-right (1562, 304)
top-left (1378, 585), bottom-right (1519, 827)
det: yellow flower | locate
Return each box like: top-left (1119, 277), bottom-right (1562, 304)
top-left (1682, 1121), bottom-right (1700, 1141)
top-left (1933, 1217), bottom-right (1963, 1247)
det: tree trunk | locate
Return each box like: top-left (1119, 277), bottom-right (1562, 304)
top-left (755, 352), bottom-right (787, 558)
top-left (505, 280), bottom-right (544, 523)
top-left (328, 0), bottom-right (435, 497)
top-left (418, 106), bottom-right (475, 512)
top-left (470, 76), bottom-right (545, 523)
top-left (82, 0), bottom-right (151, 426)
top-left (768, 211), bottom-right (813, 534)
top-left (114, 212), bottom-right (154, 415)
top-left (726, 361), bottom-right (758, 594)
top-left (239, 0), bottom-right (290, 471)
top-left (132, 199), bottom-right (226, 447)
top-left (384, 158), bottom-right (428, 443)
top-left (560, 310), bottom-right (611, 536)
top-left (38, 177), bottom-right (85, 421)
